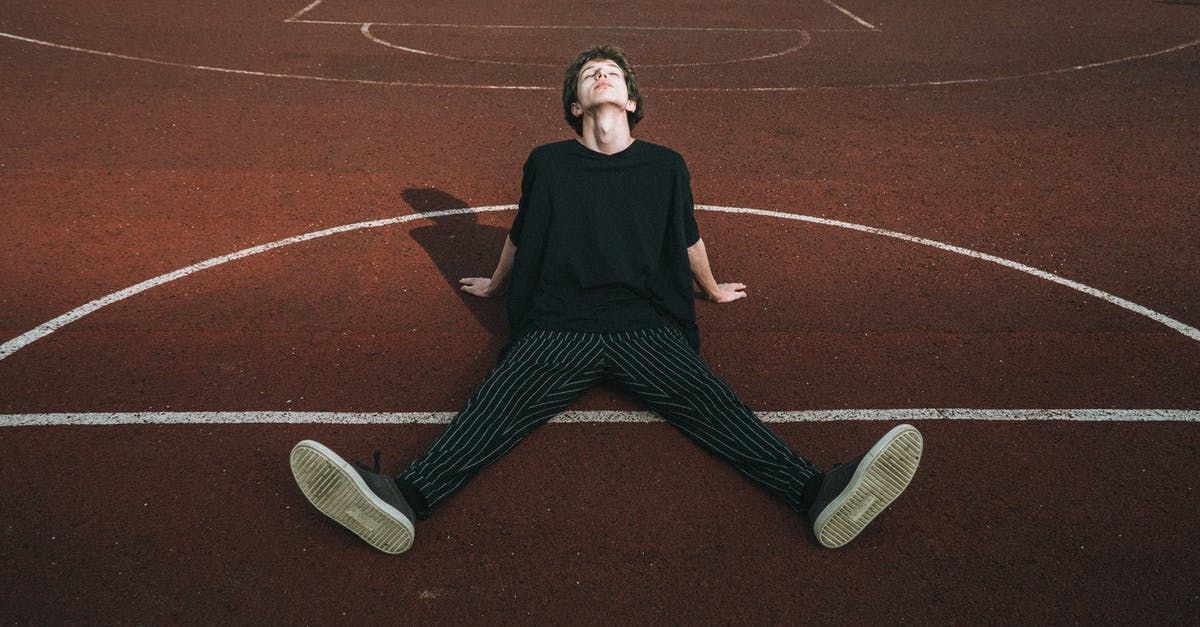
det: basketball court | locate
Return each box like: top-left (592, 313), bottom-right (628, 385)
top-left (2, 0), bottom-right (1199, 622)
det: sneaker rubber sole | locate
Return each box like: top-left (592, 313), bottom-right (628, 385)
top-left (290, 440), bottom-right (414, 554)
top-left (813, 424), bottom-right (924, 549)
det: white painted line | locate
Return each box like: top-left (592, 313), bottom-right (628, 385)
top-left (822, 0), bottom-right (878, 31)
top-left (286, 0), bottom-right (326, 23)
top-left (700, 205), bottom-right (1200, 343)
top-left (0, 205), bottom-right (512, 360)
top-left (663, 38), bottom-right (1200, 92)
top-left (300, 18), bottom-right (813, 33)
top-left (0, 32), bottom-right (551, 91)
top-left (357, 23), bottom-right (447, 61)
top-left (298, 18), bottom-right (862, 33)
top-left (3, 204), bottom-right (1198, 363)
top-left (2, 409), bottom-right (1197, 427)
top-left (3, 30), bottom-right (1197, 92)
top-left (360, 23), bottom-right (812, 68)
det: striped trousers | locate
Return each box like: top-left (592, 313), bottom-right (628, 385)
top-left (398, 327), bottom-right (821, 518)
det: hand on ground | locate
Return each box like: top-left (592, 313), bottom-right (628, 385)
top-left (706, 283), bottom-right (747, 303)
top-left (460, 277), bottom-right (497, 298)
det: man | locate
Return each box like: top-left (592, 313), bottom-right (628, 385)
top-left (290, 45), bottom-right (923, 554)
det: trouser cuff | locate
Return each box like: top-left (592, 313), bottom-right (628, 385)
top-left (395, 475), bottom-right (433, 520)
top-left (797, 471), bottom-right (826, 516)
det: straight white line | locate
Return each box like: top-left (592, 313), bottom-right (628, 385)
top-left (294, 18), bottom-right (810, 33)
top-left (286, 0), bottom-right (326, 23)
top-left (2, 410), bottom-right (1197, 426)
top-left (822, 0), bottom-right (878, 31)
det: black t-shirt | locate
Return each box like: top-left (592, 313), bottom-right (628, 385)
top-left (506, 139), bottom-right (702, 350)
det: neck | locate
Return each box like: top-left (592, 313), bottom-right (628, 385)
top-left (578, 107), bottom-right (634, 155)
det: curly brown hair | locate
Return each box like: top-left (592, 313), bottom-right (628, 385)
top-left (561, 45), bottom-right (644, 136)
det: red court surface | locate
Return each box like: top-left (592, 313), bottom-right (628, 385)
top-left (2, 0), bottom-right (1199, 623)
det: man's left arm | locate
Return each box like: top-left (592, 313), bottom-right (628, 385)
top-left (687, 238), bottom-right (747, 303)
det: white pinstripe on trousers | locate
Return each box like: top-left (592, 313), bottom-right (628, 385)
top-left (399, 327), bottom-right (821, 517)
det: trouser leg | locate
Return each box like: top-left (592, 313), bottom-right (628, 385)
top-left (398, 330), bottom-right (604, 518)
top-left (604, 328), bottom-right (822, 514)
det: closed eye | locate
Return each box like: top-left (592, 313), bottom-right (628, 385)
top-left (583, 64), bottom-right (623, 80)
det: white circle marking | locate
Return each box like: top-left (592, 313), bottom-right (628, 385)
top-left (2, 31), bottom-right (1197, 92)
top-left (359, 23), bottom-right (812, 68)
top-left (2, 204), bottom-right (1197, 361)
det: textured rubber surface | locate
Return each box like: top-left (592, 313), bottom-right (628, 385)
top-left (290, 440), bottom-right (414, 554)
top-left (813, 424), bottom-right (924, 548)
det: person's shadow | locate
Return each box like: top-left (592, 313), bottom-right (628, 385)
top-left (403, 188), bottom-right (510, 359)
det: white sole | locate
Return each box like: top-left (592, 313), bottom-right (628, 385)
top-left (813, 424), bottom-right (924, 549)
top-left (289, 440), bottom-right (415, 554)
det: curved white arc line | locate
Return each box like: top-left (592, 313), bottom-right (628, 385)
top-left (658, 38), bottom-right (1200, 92)
top-left (361, 23), bottom-right (810, 68)
top-left (3, 204), bottom-right (1198, 362)
top-left (699, 205), bottom-right (1200, 342)
top-left (643, 30), bottom-right (811, 67)
top-left (0, 205), bottom-right (514, 361)
top-left (866, 37), bottom-right (1200, 88)
top-left (360, 23), bottom-right (467, 63)
top-left (301, 19), bottom-right (812, 33)
top-left (0, 32), bottom-right (552, 90)
top-left (5, 30), bottom-right (1197, 91)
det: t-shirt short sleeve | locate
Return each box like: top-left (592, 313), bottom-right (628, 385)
top-left (683, 201), bottom-right (700, 246)
top-left (509, 203), bottom-right (526, 243)
top-left (679, 157), bottom-right (701, 246)
top-left (509, 152), bottom-right (536, 243)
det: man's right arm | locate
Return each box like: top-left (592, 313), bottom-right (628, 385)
top-left (459, 234), bottom-right (517, 298)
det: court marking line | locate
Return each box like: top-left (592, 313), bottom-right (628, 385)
top-left (314, 20), bottom-right (822, 33)
top-left (0, 32), bottom-right (549, 90)
top-left (296, 20), bottom-right (871, 33)
top-left (2, 204), bottom-right (1198, 363)
top-left (4, 30), bottom-right (1197, 92)
top-left (286, 0), bottom-right (326, 23)
top-left (360, 23), bottom-right (813, 68)
top-left (285, 0), bottom-right (869, 33)
top-left (822, 0), bottom-right (878, 31)
top-left (677, 38), bottom-right (1200, 92)
top-left (2, 409), bottom-right (1197, 427)
top-left (702, 205), bottom-right (1200, 342)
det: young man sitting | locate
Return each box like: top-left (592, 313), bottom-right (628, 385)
top-left (290, 45), bottom-right (924, 554)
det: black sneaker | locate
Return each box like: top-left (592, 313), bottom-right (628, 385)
top-left (290, 440), bottom-right (415, 554)
top-left (808, 424), bottom-right (924, 548)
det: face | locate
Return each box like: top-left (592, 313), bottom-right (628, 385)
top-left (571, 58), bottom-right (638, 119)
